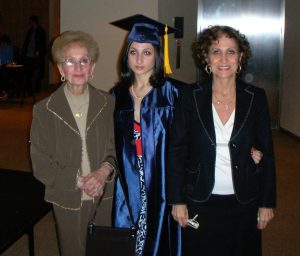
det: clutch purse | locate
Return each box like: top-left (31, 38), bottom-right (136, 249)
top-left (85, 225), bottom-right (136, 256)
top-left (86, 172), bottom-right (136, 256)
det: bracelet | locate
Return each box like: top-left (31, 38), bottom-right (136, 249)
top-left (100, 162), bottom-right (116, 183)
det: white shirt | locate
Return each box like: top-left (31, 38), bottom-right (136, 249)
top-left (212, 105), bottom-right (235, 195)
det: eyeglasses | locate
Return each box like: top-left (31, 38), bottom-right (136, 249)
top-left (62, 56), bottom-right (92, 67)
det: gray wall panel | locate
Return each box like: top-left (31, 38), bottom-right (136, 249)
top-left (197, 0), bottom-right (284, 127)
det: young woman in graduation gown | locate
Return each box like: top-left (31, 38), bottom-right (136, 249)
top-left (111, 15), bottom-right (183, 256)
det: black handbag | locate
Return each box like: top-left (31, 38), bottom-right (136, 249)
top-left (85, 172), bottom-right (136, 256)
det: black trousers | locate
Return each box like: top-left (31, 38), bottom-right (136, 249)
top-left (182, 195), bottom-right (261, 256)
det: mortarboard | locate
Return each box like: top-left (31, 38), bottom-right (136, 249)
top-left (110, 14), bottom-right (179, 74)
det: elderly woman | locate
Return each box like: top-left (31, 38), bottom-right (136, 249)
top-left (30, 31), bottom-right (117, 256)
top-left (168, 25), bottom-right (276, 256)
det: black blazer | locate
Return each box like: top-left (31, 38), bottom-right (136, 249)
top-left (167, 79), bottom-right (276, 208)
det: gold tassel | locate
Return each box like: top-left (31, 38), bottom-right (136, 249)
top-left (164, 25), bottom-right (172, 75)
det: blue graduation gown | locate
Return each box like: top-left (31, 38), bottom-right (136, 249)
top-left (113, 79), bottom-right (182, 255)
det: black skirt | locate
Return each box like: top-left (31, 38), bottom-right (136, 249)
top-left (182, 195), bottom-right (261, 256)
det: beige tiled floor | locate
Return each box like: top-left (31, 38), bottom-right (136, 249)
top-left (1, 212), bottom-right (59, 256)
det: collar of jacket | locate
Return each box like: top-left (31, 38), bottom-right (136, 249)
top-left (193, 78), bottom-right (255, 143)
top-left (45, 83), bottom-right (108, 135)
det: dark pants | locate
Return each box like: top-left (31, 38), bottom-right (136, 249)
top-left (182, 195), bottom-right (261, 256)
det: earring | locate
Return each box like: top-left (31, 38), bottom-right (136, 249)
top-left (237, 64), bottom-right (242, 74)
top-left (89, 73), bottom-right (94, 80)
top-left (205, 65), bottom-right (212, 75)
top-left (61, 75), bottom-right (65, 82)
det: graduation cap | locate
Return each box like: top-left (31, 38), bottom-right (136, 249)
top-left (110, 14), bottom-right (178, 74)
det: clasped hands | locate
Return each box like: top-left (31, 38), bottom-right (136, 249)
top-left (76, 163), bottom-right (113, 198)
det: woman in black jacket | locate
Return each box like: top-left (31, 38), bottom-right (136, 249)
top-left (167, 25), bottom-right (276, 256)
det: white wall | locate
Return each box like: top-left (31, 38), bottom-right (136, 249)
top-left (60, 0), bottom-right (198, 92)
top-left (60, 0), bottom-right (158, 92)
top-left (280, 0), bottom-right (300, 137)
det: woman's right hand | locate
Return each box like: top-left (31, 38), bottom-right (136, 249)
top-left (251, 147), bottom-right (263, 164)
top-left (77, 167), bottom-right (110, 198)
top-left (172, 204), bottom-right (189, 228)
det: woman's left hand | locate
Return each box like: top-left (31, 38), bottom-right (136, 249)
top-left (77, 164), bottom-right (112, 198)
top-left (257, 208), bottom-right (274, 230)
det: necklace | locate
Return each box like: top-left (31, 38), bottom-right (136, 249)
top-left (213, 93), bottom-right (234, 111)
top-left (130, 86), bottom-right (143, 100)
top-left (75, 111), bottom-right (83, 118)
top-left (65, 85), bottom-right (88, 118)
top-left (130, 86), bottom-right (152, 100)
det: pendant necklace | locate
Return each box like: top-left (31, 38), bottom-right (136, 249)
top-left (75, 110), bottom-right (83, 118)
top-left (73, 94), bottom-right (88, 118)
top-left (65, 85), bottom-right (88, 118)
top-left (213, 93), bottom-right (234, 111)
top-left (72, 99), bottom-right (85, 118)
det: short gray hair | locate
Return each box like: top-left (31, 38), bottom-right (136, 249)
top-left (51, 30), bottom-right (100, 64)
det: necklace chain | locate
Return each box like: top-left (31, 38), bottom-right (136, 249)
top-left (130, 86), bottom-right (152, 100)
top-left (65, 85), bottom-right (88, 118)
top-left (213, 93), bottom-right (235, 111)
top-left (130, 86), bottom-right (143, 100)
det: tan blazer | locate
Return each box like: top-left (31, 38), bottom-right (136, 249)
top-left (30, 84), bottom-right (117, 210)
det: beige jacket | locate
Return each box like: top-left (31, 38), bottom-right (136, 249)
top-left (30, 84), bottom-right (117, 210)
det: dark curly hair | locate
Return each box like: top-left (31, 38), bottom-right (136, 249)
top-left (117, 41), bottom-right (165, 89)
top-left (192, 25), bottom-right (251, 75)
